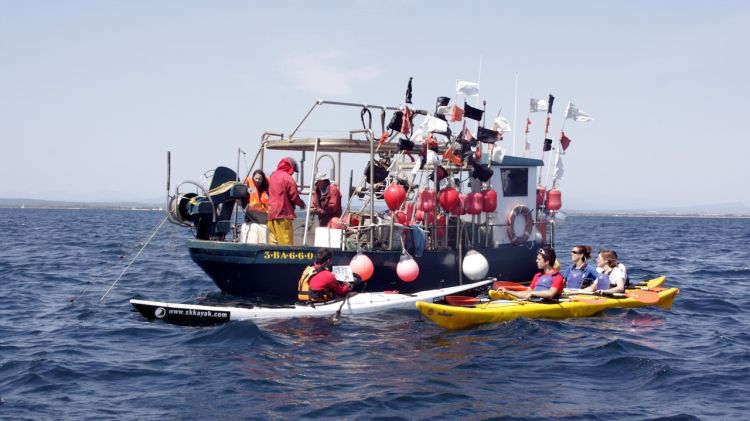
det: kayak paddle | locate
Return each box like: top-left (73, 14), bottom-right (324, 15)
top-left (601, 289), bottom-right (660, 304)
top-left (492, 280), bottom-right (529, 291)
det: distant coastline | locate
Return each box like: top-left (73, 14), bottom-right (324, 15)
top-left (0, 198), bottom-right (163, 211)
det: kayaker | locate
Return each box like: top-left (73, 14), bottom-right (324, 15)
top-left (562, 245), bottom-right (599, 289)
top-left (499, 246), bottom-right (564, 300)
top-left (585, 249), bottom-right (629, 293)
top-left (268, 157), bottom-right (306, 245)
top-left (311, 172), bottom-right (342, 227)
top-left (298, 249), bottom-right (360, 302)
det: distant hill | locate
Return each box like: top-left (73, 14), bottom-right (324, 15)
top-left (0, 198), bottom-right (163, 210)
top-left (567, 202), bottom-right (750, 217)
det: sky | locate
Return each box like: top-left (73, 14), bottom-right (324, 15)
top-left (2, 1), bottom-right (749, 210)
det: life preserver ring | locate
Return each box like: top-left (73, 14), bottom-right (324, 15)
top-left (506, 205), bottom-right (533, 245)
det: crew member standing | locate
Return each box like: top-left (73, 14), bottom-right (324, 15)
top-left (267, 157), bottom-right (305, 245)
top-left (312, 172), bottom-right (342, 227)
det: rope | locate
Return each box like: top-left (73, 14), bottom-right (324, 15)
top-left (99, 216), bottom-right (168, 303)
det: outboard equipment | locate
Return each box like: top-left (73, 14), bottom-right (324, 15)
top-left (166, 166), bottom-right (248, 240)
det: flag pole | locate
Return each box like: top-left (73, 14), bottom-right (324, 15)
top-left (512, 73), bottom-right (519, 156)
top-left (546, 101), bottom-right (570, 189)
top-left (537, 94), bottom-right (554, 185)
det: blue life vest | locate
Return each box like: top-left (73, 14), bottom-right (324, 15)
top-left (534, 272), bottom-right (557, 292)
top-left (595, 271), bottom-right (610, 291)
top-left (565, 265), bottom-right (596, 289)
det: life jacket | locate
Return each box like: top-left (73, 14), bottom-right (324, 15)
top-left (565, 264), bottom-right (597, 289)
top-left (244, 178), bottom-right (269, 212)
top-left (595, 271), bottom-right (610, 291)
top-left (297, 266), bottom-right (332, 302)
top-left (565, 267), bottom-right (586, 289)
top-left (533, 271), bottom-right (562, 297)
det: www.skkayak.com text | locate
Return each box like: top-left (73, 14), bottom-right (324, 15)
top-left (168, 308), bottom-right (229, 318)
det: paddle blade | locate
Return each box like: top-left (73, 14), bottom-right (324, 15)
top-left (445, 296), bottom-right (480, 306)
top-left (492, 281), bottom-right (528, 291)
top-left (627, 289), bottom-right (660, 304)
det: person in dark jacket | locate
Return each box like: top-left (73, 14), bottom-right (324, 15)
top-left (267, 157), bottom-right (305, 245)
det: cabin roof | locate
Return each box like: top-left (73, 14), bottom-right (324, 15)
top-left (491, 156), bottom-right (544, 167)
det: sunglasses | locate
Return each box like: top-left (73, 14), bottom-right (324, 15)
top-left (537, 248), bottom-right (547, 257)
top-left (570, 250), bottom-right (582, 254)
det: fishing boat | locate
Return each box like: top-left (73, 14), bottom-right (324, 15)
top-left (416, 277), bottom-right (679, 330)
top-left (130, 279), bottom-right (492, 325)
top-left (165, 93), bottom-right (569, 300)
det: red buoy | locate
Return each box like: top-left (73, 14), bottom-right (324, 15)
top-left (481, 189), bottom-right (498, 213)
top-left (395, 211), bottom-right (408, 225)
top-left (438, 187), bottom-right (459, 212)
top-left (384, 183), bottom-right (406, 211)
top-left (436, 212), bottom-right (447, 237)
top-left (418, 189), bottom-right (435, 213)
top-left (466, 192), bottom-right (483, 215)
top-left (452, 193), bottom-right (467, 216)
top-left (546, 189), bottom-right (562, 211)
top-left (536, 185), bottom-right (546, 208)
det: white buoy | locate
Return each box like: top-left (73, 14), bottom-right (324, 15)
top-left (462, 249), bottom-right (489, 281)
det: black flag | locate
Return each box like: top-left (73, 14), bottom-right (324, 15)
top-left (464, 102), bottom-right (484, 121)
top-left (548, 94), bottom-right (555, 114)
top-left (405, 77), bottom-right (413, 104)
top-left (477, 126), bottom-right (500, 144)
top-left (543, 138), bottom-right (552, 151)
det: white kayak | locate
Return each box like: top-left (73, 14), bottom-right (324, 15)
top-left (130, 279), bottom-right (492, 325)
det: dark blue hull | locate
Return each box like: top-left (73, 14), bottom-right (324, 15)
top-left (187, 240), bottom-right (541, 299)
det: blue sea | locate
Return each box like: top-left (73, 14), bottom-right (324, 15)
top-left (1, 208), bottom-right (749, 420)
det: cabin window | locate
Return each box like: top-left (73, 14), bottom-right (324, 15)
top-left (500, 168), bottom-right (528, 197)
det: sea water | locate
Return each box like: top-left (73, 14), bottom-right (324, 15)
top-left (1, 208), bottom-right (748, 419)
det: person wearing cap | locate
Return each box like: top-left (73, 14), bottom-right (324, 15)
top-left (312, 171), bottom-right (342, 227)
top-left (267, 157), bottom-right (306, 245)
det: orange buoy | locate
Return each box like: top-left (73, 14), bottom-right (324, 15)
top-left (397, 252), bottom-right (419, 282)
top-left (350, 253), bottom-right (374, 281)
top-left (546, 188), bottom-right (562, 211)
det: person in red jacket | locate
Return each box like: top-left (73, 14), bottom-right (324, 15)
top-left (297, 249), bottom-right (360, 302)
top-left (498, 246), bottom-right (564, 300)
top-left (267, 157), bottom-right (306, 245)
top-left (312, 172), bottom-right (342, 227)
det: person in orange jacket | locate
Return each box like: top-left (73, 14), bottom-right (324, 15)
top-left (244, 169), bottom-right (269, 224)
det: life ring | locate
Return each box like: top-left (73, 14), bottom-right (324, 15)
top-left (506, 205), bottom-right (533, 245)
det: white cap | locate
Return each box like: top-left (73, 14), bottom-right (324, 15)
top-left (315, 171), bottom-right (330, 182)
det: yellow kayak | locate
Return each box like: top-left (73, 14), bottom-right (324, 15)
top-left (416, 279), bottom-right (678, 331)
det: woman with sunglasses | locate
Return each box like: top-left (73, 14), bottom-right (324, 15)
top-left (498, 246), bottom-right (564, 300)
top-left (562, 245), bottom-right (599, 289)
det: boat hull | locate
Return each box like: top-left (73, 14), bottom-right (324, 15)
top-left (416, 284), bottom-right (679, 330)
top-left (187, 239), bottom-right (540, 299)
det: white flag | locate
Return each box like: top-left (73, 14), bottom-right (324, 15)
top-left (553, 156), bottom-right (564, 184)
top-left (565, 102), bottom-right (594, 122)
top-left (421, 114), bottom-right (448, 133)
top-left (436, 105), bottom-right (451, 116)
top-left (456, 80), bottom-right (479, 96)
top-left (529, 98), bottom-right (548, 113)
top-left (492, 115), bottom-right (513, 133)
